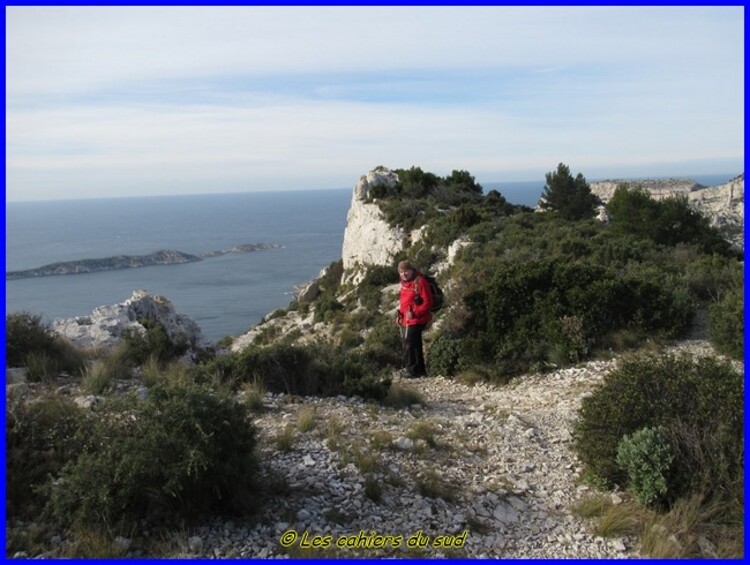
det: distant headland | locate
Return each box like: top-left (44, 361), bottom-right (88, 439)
top-left (6, 243), bottom-right (281, 280)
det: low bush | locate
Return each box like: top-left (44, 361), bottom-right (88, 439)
top-left (616, 427), bottom-right (674, 507)
top-left (460, 258), bottom-right (694, 376)
top-left (197, 342), bottom-right (391, 401)
top-left (232, 343), bottom-right (324, 395)
top-left (6, 394), bottom-right (85, 520)
top-left (356, 265), bottom-right (398, 310)
top-left (573, 354), bottom-right (743, 505)
top-left (684, 254), bottom-right (742, 303)
top-left (6, 312), bottom-right (56, 366)
top-left (428, 332), bottom-right (467, 377)
top-left (44, 380), bottom-right (258, 530)
top-left (313, 293), bottom-right (345, 323)
top-left (607, 187), bottom-right (732, 255)
top-left (358, 317), bottom-right (403, 370)
top-left (6, 312), bottom-right (86, 376)
top-left (708, 287), bottom-right (743, 359)
top-left (119, 319), bottom-right (189, 366)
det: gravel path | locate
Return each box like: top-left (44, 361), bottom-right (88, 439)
top-left (10, 337), bottom-right (735, 558)
top-left (168, 338), bottom-right (735, 559)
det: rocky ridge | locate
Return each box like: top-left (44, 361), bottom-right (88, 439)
top-left (589, 174), bottom-right (744, 251)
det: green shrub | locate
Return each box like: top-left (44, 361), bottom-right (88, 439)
top-left (461, 258), bottom-right (693, 376)
top-left (5, 312), bottom-right (86, 376)
top-left (120, 320), bottom-right (189, 366)
top-left (359, 317), bottom-right (403, 369)
top-left (240, 378), bottom-right (267, 413)
top-left (370, 166), bottom-right (497, 232)
top-left (708, 287), bottom-right (743, 359)
top-left (428, 332), bottom-right (467, 377)
top-left (198, 342), bottom-right (391, 401)
top-left (360, 265), bottom-right (397, 288)
top-left (364, 475), bottom-right (383, 502)
top-left (573, 354), bottom-right (743, 501)
top-left (451, 204), bottom-right (482, 229)
top-left (684, 254), bottom-right (742, 303)
top-left (233, 343), bottom-right (323, 394)
top-left (355, 265), bottom-right (398, 310)
top-left (6, 312), bottom-right (56, 366)
top-left (607, 187), bottom-right (732, 254)
top-left (663, 420), bottom-right (744, 508)
top-left (313, 293), bottom-right (344, 323)
top-left (616, 427), bottom-right (674, 507)
top-left (6, 393), bottom-right (85, 520)
top-left (45, 380), bottom-right (258, 530)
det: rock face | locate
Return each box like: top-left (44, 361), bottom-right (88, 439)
top-left (589, 174), bottom-right (744, 250)
top-left (341, 167), bottom-right (404, 276)
top-left (230, 167), bottom-right (470, 351)
top-left (53, 290), bottom-right (207, 351)
top-left (588, 178), bottom-right (702, 202)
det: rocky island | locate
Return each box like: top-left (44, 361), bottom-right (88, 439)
top-left (6, 242), bottom-right (281, 280)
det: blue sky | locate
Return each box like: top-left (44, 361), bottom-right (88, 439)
top-left (5, 5), bottom-right (745, 201)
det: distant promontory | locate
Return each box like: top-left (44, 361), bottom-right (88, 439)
top-left (6, 243), bottom-right (281, 280)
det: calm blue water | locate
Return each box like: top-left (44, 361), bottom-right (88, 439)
top-left (4, 173), bottom-right (738, 342)
top-left (5, 189), bottom-right (351, 342)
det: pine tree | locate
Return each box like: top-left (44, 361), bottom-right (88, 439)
top-left (539, 163), bottom-right (599, 220)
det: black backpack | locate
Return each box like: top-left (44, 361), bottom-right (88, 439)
top-left (419, 274), bottom-right (444, 312)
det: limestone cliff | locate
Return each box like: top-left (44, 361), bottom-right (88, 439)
top-left (341, 167), bottom-right (404, 278)
top-left (589, 175), bottom-right (744, 251)
top-left (230, 166), bottom-right (463, 352)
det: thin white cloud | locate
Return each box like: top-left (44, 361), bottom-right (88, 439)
top-left (5, 6), bottom-right (744, 201)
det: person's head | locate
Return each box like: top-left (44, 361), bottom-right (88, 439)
top-left (398, 260), bottom-right (415, 281)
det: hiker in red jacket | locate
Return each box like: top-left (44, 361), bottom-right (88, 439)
top-left (396, 260), bottom-right (432, 377)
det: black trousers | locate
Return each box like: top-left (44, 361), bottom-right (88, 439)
top-left (403, 324), bottom-right (427, 377)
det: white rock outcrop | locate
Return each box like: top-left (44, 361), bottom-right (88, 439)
top-left (341, 167), bottom-right (404, 275)
top-left (53, 289), bottom-right (206, 351)
top-left (588, 178), bottom-right (701, 202)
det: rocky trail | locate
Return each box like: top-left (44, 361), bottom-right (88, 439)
top-left (169, 338), bottom-right (732, 559)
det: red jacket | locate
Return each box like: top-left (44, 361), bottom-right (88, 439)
top-left (398, 271), bottom-right (433, 326)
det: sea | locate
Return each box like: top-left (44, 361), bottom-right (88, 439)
top-left (5, 189), bottom-right (351, 342)
top-left (4, 173), bottom-right (737, 342)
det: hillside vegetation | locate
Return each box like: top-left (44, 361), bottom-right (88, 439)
top-left (6, 163), bottom-right (743, 557)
